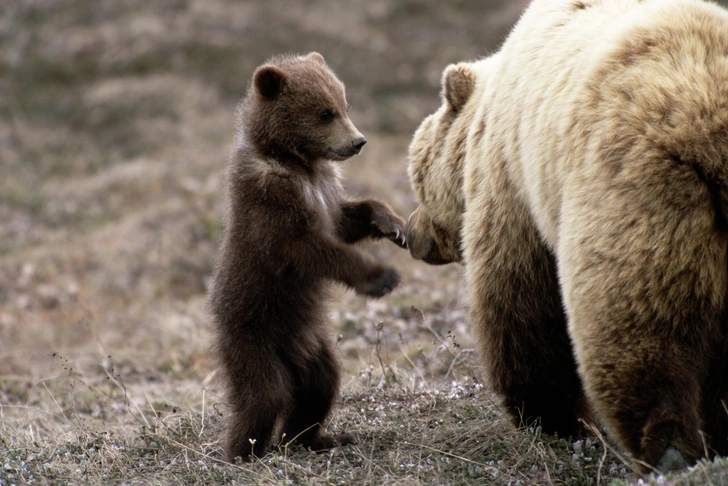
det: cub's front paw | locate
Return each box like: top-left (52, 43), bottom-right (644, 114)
top-left (387, 227), bottom-right (408, 249)
top-left (356, 267), bottom-right (400, 298)
top-left (372, 213), bottom-right (408, 249)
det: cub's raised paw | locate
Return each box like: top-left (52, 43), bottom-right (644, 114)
top-left (357, 267), bottom-right (400, 298)
top-left (387, 228), bottom-right (408, 249)
top-left (371, 210), bottom-right (408, 249)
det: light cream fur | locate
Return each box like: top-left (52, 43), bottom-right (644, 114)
top-left (406, 56), bottom-right (499, 263)
top-left (407, 0), bottom-right (728, 474)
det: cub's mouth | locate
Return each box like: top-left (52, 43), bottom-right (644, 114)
top-left (328, 147), bottom-right (357, 160)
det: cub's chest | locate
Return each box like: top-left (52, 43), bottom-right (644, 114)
top-left (299, 174), bottom-right (343, 233)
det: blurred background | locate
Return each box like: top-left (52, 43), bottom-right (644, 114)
top-left (3, 0), bottom-right (727, 433)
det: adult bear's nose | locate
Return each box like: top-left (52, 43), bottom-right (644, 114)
top-left (352, 136), bottom-right (367, 152)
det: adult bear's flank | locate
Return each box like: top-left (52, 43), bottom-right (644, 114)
top-left (209, 52), bottom-right (407, 462)
top-left (405, 0), bottom-right (728, 476)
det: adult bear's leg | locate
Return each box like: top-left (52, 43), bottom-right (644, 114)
top-left (463, 179), bottom-right (588, 437)
top-left (701, 337), bottom-right (728, 459)
top-left (559, 162), bottom-right (727, 474)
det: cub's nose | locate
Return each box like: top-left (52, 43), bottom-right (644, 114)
top-left (352, 136), bottom-right (367, 152)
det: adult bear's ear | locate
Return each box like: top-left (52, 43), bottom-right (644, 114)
top-left (253, 65), bottom-right (288, 100)
top-left (306, 52), bottom-right (327, 66)
top-left (442, 63), bottom-right (476, 112)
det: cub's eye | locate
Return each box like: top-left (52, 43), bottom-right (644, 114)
top-left (319, 108), bottom-right (334, 122)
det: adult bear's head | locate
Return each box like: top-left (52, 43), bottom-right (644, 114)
top-left (406, 56), bottom-right (496, 264)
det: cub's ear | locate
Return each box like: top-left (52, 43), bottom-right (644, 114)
top-left (253, 65), bottom-right (288, 100)
top-left (441, 63), bottom-right (476, 112)
top-left (306, 52), bottom-right (327, 66)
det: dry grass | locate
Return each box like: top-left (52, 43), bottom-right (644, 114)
top-left (2, 0), bottom-right (728, 484)
top-left (1, 352), bottom-right (635, 485)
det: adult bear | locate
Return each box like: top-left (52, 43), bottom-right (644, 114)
top-left (405, 0), bottom-right (728, 475)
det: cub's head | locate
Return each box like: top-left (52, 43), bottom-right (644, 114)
top-left (245, 52), bottom-right (366, 164)
top-left (406, 58), bottom-right (494, 264)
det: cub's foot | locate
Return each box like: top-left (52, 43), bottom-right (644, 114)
top-left (656, 446), bottom-right (689, 473)
top-left (307, 432), bottom-right (357, 451)
top-left (228, 446), bottom-right (260, 464)
top-left (230, 454), bottom-right (254, 465)
top-left (337, 432), bottom-right (357, 446)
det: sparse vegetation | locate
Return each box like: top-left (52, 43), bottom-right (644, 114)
top-left (1, 369), bottom-right (634, 485)
top-left (2, 0), bottom-right (728, 484)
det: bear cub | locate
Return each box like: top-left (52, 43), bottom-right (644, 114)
top-left (209, 52), bottom-right (407, 462)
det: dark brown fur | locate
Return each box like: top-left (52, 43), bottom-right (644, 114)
top-left (208, 52), bottom-right (407, 462)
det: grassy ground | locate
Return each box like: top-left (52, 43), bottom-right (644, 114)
top-left (1, 0), bottom-right (728, 484)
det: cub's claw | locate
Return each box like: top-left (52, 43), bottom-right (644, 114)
top-left (370, 208), bottom-right (408, 249)
top-left (396, 228), bottom-right (408, 247)
top-left (387, 228), bottom-right (408, 249)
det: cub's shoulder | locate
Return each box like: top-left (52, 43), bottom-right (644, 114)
top-left (230, 153), bottom-right (299, 202)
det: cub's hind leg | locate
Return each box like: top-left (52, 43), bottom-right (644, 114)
top-left (220, 342), bottom-right (291, 462)
top-left (226, 398), bottom-right (279, 461)
top-left (280, 335), bottom-right (355, 450)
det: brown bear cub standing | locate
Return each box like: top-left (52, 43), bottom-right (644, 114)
top-left (209, 52), bottom-right (407, 462)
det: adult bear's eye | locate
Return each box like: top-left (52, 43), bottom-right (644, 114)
top-left (319, 108), bottom-right (334, 122)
